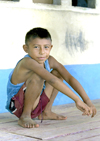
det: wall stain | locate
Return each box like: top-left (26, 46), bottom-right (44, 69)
top-left (65, 30), bottom-right (88, 55)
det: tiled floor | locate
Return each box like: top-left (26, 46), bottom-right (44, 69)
top-left (0, 99), bottom-right (100, 141)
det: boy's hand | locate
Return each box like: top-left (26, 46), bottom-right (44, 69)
top-left (75, 100), bottom-right (93, 117)
top-left (89, 106), bottom-right (97, 117)
top-left (84, 99), bottom-right (97, 118)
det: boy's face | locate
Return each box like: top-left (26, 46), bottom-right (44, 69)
top-left (23, 37), bottom-right (53, 64)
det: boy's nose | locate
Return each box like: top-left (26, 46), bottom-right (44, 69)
top-left (40, 48), bottom-right (45, 54)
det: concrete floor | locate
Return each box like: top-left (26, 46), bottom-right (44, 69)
top-left (0, 99), bottom-right (100, 141)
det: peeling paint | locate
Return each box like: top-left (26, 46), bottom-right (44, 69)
top-left (65, 30), bottom-right (88, 55)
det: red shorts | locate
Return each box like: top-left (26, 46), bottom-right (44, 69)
top-left (10, 84), bottom-right (50, 119)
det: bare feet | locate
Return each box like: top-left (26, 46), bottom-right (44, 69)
top-left (18, 117), bottom-right (39, 128)
top-left (38, 111), bottom-right (67, 120)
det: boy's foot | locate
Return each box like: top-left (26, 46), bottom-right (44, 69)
top-left (18, 117), bottom-right (39, 128)
top-left (38, 111), bottom-right (67, 120)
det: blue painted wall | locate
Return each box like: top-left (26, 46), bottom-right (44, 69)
top-left (0, 64), bottom-right (100, 113)
top-left (53, 64), bottom-right (100, 105)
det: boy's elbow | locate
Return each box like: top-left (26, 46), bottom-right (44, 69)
top-left (68, 75), bottom-right (75, 84)
top-left (48, 78), bottom-right (57, 85)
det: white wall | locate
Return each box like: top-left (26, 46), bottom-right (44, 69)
top-left (0, 1), bottom-right (100, 69)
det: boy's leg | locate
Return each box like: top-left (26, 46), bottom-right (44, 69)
top-left (18, 73), bottom-right (44, 128)
top-left (38, 70), bottom-right (67, 120)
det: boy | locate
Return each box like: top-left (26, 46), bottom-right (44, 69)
top-left (6, 27), bottom-right (96, 128)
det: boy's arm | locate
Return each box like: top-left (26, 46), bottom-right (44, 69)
top-left (65, 74), bottom-right (96, 117)
top-left (22, 57), bottom-right (92, 116)
top-left (49, 56), bottom-right (96, 117)
top-left (23, 57), bottom-right (81, 102)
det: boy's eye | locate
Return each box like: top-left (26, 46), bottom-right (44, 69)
top-left (45, 46), bottom-right (49, 48)
top-left (34, 46), bottom-right (38, 48)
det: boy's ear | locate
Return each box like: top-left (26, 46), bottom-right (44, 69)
top-left (23, 45), bottom-right (28, 53)
top-left (51, 45), bottom-right (53, 49)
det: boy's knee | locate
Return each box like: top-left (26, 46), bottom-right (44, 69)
top-left (51, 70), bottom-right (63, 81)
top-left (26, 73), bottom-right (44, 86)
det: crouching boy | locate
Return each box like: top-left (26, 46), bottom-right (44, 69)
top-left (6, 27), bottom-right (96, 128)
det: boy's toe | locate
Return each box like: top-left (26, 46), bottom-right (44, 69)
top-left (57, 115), bottom-right (67, 120)
top-left (35, 124), bottom-right (39, 128)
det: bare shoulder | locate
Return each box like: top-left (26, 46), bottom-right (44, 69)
top-left (48, 56), bottom-right (72, 81)
top-left (20, 57), bottom-right (41, 71)
top-left (14, 57), bottom-right (35, 73)
top-left (11, 57), bottom-right (39, 84)
top-left (48, 55), bottom-right (64, 70)
top-left (21, 57), bottom-right (36, 68)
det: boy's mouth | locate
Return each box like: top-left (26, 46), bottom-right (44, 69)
top-left (38, 57), bottom-right (46, 60)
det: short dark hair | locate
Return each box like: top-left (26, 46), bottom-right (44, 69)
top-left (25, 27), bottom-right (52, 45)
